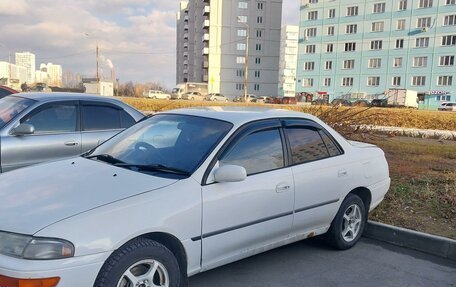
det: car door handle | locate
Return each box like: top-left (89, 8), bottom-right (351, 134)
top-left (276, 183), bottom-right (291, 193)
top-left (338, 169), bottom-right (348, 177)
top-left (64, 141), bottom-right (79, 146)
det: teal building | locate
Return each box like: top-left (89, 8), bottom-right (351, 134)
top-left (296, 0), bottom-right (456, 109)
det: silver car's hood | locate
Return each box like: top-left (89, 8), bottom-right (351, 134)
top-left (0, 157), bottom-right (179, 235)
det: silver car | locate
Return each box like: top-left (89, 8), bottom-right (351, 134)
top-left (0, 92), bottom-right (144, 172)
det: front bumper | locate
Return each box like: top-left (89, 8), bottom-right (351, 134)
top-left (0, 252), bottom-right (110, 287)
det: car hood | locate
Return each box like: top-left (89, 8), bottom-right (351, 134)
top-left (0, 157), bottom-right (179, 235)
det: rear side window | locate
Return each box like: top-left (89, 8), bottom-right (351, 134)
top-left (82, 105), bottom-right (121, 131)
top-left (120, 110), bottom-right (136, 128)
top-left (220, 129), bottom-right (284, 175)
top-left (319, 131), bottom-right (342, 157)
top-left (286, 128), bottom-right (329, 164)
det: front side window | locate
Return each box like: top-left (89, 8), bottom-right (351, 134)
top-left (0, 97), bottom-right (35, 129)
top-left (23, 104), bottom-right (77, 134)
top-left (220, 129), bottom-right (284, 175)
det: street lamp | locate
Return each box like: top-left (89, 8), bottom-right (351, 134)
top-left (237, 17), bottom-right (249, 103)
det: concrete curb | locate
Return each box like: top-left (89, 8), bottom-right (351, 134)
top-left (363, 221), bottom-right (456, 261)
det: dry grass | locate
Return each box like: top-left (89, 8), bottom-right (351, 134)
top-left (121, 97), bottom-right (456, 131)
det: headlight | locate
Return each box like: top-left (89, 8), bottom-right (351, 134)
top-left (0, 231), bottom-right (74, 260)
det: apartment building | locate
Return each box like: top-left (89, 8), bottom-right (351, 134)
top-left (296, 0), bottom-right (456, 109)
top-left (176, 0), bottom-right (283, 99)
top-left (15, 52), bottom-right (36, 84)
top-left (278, 25), bottom-right (299, 97)
top-left (0, 61), bottom-right (27, 90)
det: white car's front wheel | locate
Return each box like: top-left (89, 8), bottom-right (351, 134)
top-left (94, 238), bottom-right (182, 287)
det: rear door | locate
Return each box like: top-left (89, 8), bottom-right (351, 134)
top-left (80, 101), bottom-right (136, 153)
top-left (1, 101), bottom-right (81, 171)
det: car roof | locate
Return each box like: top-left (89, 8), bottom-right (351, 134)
top-left (11, 92), bottom-right (124, 104)
top-left (163, 106), bottom-right (318, 126)
top-left (0, 85), bottom-right (18, 93)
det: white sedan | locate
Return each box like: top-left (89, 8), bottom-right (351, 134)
top-left (0, 107), bottom-right (390, 287)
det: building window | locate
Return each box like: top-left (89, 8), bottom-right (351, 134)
top-left (342, 77), bottom-right (354, 86)
top-left (399, 0), bottom-right (407, 10)
top-left (368, 58), bottom-right (382, 68)
top-left (436, 95), bottom-right (451, 101)
top-left (326, 44), bottom-right (334, 52)
top-left (327, 26), bottom-right (335, 35)
top-left (309, 0), bottom-right (319, 3)
top-left (417, 17), bottom-right (432, 28)
top-left (413, 56), bottom-right (428, 67)
top-left (306, 45), bottom-right (316, 53)
top-left (236, 70), bottom-right (245, 77)
top-left (367, 77), bottom-right (380, 86)
top-left (447, 0), bottom-right (456, 4)
top-left (439, 55), bottom-right (455, 66)
top-left (325, 61), bottom-right (333, 70)
top-left (346, 24), bottom-right (357, 34)
top-left (415, 37), bottom-right (430, 48)
top-left (255, 43), bottom-right (262, 51)
top-left (255, 57), bottom-right (261, 64)
top-left (347, 6), bottom-right (359, 16)
top-left (303, 78), bottom-right (314, 87)
top-left (373, 3), bottom-right (386, 13)
top-left (236, 83), bottom-right (245, 90)
top-left (324, 78), bottom-right (332, 87)
top-left (397, 19), bottom-right (406, 30)
top-left (256, 30), bottom-right (263, 38)
top-left (370, 40), bottom-right (383, 50)
top-left (257, 16), bottom-right (263, 23)
top-left (238, 29), bottom-right (247, 37)
top-left (308, 11), bottom-right (318, 20)
top-left (328, 9), bottom-right (336, 18)
top-left (238, 1), bottom-right (248, 9)
top-left (396, 39), bottom-right (404, 49)
top-left (438, 76), bottom-right (453, 86)
top-left (371, 21), bottom-right (384, 32)
top-left (307, 28), bottom-right (317, 37)
top-left (393, 57), bottom-right (403, 68)
top-left (257, 2), bottom-right (264, 10)
top-left (254, 71), bottom-right (261, 78)
top-left (236, 56), bottom-right (246, 64)
top-left (237, 43), bottom-right (246, 50)
top-left (238, 16), bottom-right (248, 23)
top-left (254, 84), bottom-right (260, 91)
top-left (444, 15), bottom-right (456, 26)
top-left (392, 77), bottom-right (401, 86)
top-left (442, 35), bottom-right (456, 46)
top-left (412, 76), bottom-right (426, 86)
top-left (344, 42), bottom-right (356, 51)
top-left (419, 0), bottom-right (433, 8)
top-left (304, 62), bottom-right (315, 71)
top-left (343, 59), bottom-right (355, 69)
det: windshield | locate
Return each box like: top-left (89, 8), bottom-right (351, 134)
top-left (88, 114), bottom-right (233, 176)
top-left (0, 96), bottom-right (36, 129)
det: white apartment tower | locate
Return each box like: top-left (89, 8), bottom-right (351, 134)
top-left (176, 0), bottom-right (283, 99)
top-left (15, 52), bottom-right (36, 84)
top-left (38, 63), bottom-right (63, 87)
top-left (278, 25), bottom-right (299, 97)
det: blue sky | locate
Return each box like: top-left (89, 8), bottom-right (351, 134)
top-left (0, 0), bottom-right (300, 88)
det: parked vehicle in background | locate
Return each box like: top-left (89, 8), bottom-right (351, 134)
top-left (0, 93), bottom-right (144, 172)
top-left (351, 99), bottom-right (370, 107)
top-left (311, 99), bottom-right (329, 106)
top-left (371, 99), bottom-right (388, 107)
top-left (253, 96), bottom-right (271, 103)
top-left (332, 99), bottom-right (352, 107)
top-left (386, 89), bottom-right (418, 108)
top-left (0, 107), bottom-right (390, 287)
top-left (182, 91), bottom-right (205, 101)
top-left (205, 93), bottom-right (228, 102)
top-left (438, 102), bottom-right (456, 112)
top-left (266, 97), bottom-right (297, 105)
top-left (0, 85), bottom-right (18, 99)
top-left (143, 90), bottom-right (171, 100)
top-left (172, 82), bottom-right (208, 100)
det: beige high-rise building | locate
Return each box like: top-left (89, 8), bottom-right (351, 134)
top-left (0, 61), bottom-right (27, 90)
top-left (278, 25), bottom-right (298, 98)
top-left (176, 0), bottom-right (283, 99)
top-left (36, 63), bottom-right (63, 87)
top-left (15, 52), bottom-right (36, 84)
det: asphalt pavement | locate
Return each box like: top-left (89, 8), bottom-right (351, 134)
top-left (189, 238), bottom-right (456, 287)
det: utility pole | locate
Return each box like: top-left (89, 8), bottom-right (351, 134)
top-left (96, 43), bottom-right (99, 94)
top-left (8, 52), bottom-right (11, 88)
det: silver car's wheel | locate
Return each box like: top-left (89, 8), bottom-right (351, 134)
top-left (341, 204), bottom-right (362, 242)
top-left (117, 259), bottom-right (169, 287)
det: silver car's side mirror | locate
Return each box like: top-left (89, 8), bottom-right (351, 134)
top-left (11, 124), bottom-right (35, 136)
top-left (214, 165), bottom-right (247, 183)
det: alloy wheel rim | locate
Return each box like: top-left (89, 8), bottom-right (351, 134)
top-left (117, 259), bottom-right (169, 287)
top-left (341, 204), bottom-right (362, 242)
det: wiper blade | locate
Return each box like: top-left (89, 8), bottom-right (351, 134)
top-left (114, 163), bottom-right (190, 176)
top-left (85, 154), bottom-right (125, 165)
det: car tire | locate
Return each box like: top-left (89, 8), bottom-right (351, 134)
top-left (325, 194), bottom-right (366, 250)
top-left (94, 238), bottom-right (183, 287)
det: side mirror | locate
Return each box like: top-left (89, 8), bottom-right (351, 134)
top-left (214, 165), bottom-right (247, 183)
top-left (11, 124), bottom-right (35, 136)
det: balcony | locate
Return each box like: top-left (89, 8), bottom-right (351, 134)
top-left (184, 15), bottom-right (189, 22)
top-left (183, 43), bottom-right (188, 48)
top-left (202, 19), bottom-right (210, 28)
top-left (202, 61), bottom-right (209, 68)
top-left (202, 47), bottom-right (209, 55)
top-left (202, 33), bottom-right (210, 42)
top-left (184, 60), bottom-right (188, 65)
top-left (183, 69), bottom-right (189, 74)
top-left (184, 33), bottom-right (188, 39)
top-left (203, 74), bottom-right (209, 82)
top-left (203, 0), bottom-right (209, 2)
top-left (203, 5), bottom-right (210, 15)
top-left (183, 51), bottom-right (189, 57)
top-left (184, 24), bottom-right (189, 31)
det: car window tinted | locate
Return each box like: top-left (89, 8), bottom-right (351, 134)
top-left (287, 127), bottom-right (329, 164)
top-left (120, 110), bottom-right (136, 128)
top-left (220, 129), bottom-right (284, 175)
top-left (0, 97), bottom-right (35, 129)
top-left (83, 105), bottom-right (121, 131)
top-left (319, 131), bottom-right (342, 157)
top-left (24, 104), bottom-right (77, 133)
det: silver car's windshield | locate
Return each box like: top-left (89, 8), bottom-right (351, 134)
top-left (0, 96), bottom-right (36, 129)
top-left (88, 114), bottom-right (233, 176)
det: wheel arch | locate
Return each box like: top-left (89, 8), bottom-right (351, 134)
top-left (347, 187), bottom-right (372, 215)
